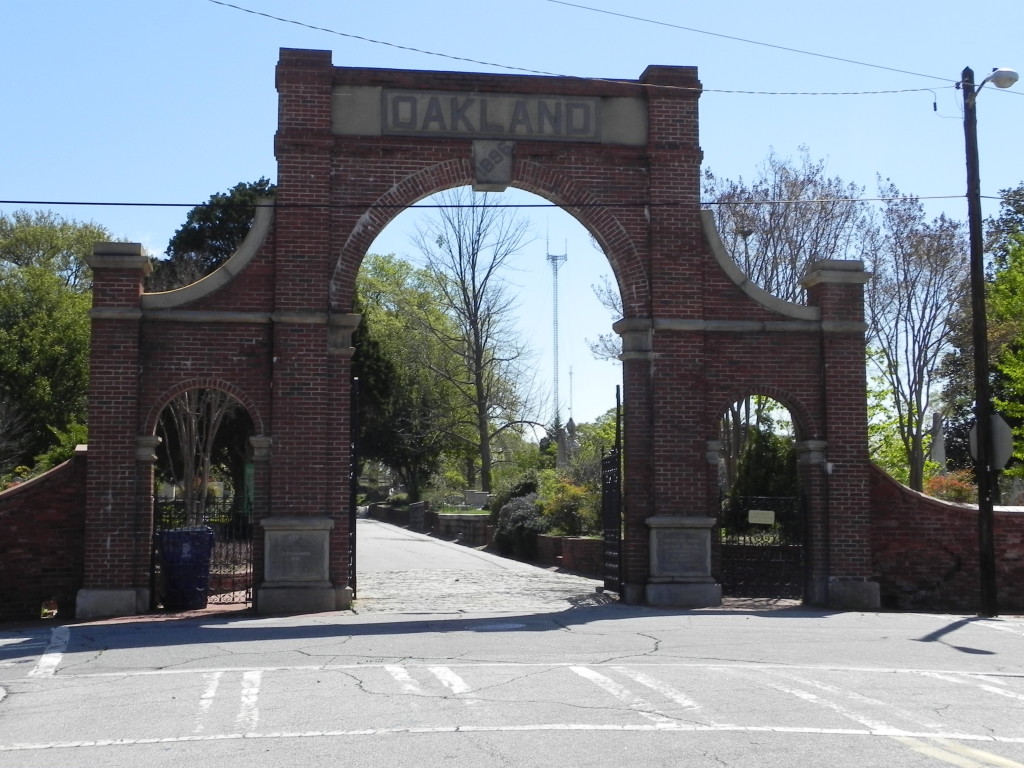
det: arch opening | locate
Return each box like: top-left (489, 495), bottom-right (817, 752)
top-left (715, 394), bottom-right (805, 602)
top-left (350, 184), bottom-right (625, 607)
top-left (151, 386), bottom-right (257, 610)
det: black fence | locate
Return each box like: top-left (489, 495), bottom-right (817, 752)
top-left (152, 497), bottom-right (253, 607)
top-left (718, 495), bottom-right (805, 599)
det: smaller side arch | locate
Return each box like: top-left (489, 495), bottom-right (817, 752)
top-left (144, 377), bottom-right (267, 438)
top-left (710, 386), bottom-right (820, 444)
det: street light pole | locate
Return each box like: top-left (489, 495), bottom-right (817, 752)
top-left (961, 65), bottom-right (1017, 618)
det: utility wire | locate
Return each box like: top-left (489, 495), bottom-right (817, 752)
top-left (206, 0), bottom-right (950, 97)
top-left (0, 195), bottom-right (991, 211)
top-left (548, 0), bottom-right (953, 84)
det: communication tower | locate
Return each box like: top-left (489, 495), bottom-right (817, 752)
top-left (548, 240), bottom-right (567, 422)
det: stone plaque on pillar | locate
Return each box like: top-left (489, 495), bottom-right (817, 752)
top-left (646, 516), bottom-right (721, 608)
top-left (258, 517), bottom-right (342, 614)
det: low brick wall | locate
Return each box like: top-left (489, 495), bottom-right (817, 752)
top-left (533, 534), bottom-right (602, 578)
top-left (0, 447), bottom-right (88, 622)
top-left (431, 513), bottom-right (492, 547)
top-left (366, 504), bottom-right (493, 547)
top-left (870, 465), bottom-right (1024, 613)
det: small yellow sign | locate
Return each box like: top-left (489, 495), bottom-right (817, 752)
top-left (748, 509), bottom-right (775, 525)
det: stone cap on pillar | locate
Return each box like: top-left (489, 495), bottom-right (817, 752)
top-left (799, 260), bottom-right (871, 327)
top-left (87, 242), bottom-right (152, 274)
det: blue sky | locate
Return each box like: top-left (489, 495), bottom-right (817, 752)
top-left (3, 1), bottom-right (1023, 426)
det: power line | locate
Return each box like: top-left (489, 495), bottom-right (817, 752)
top-left (205, 0), bottom-right (954, 98)
top-left (548, 0), bottom-right (954, 84)
top-left (0, 194), bottom-right (992, 211)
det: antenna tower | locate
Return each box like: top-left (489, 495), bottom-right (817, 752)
top-left (547, 239), bottom-right (567, 422)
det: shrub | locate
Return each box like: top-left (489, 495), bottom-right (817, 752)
top-left (488, 469), bottom-right (539, 521)
top-left (493, 493), bottom-right (546, 560)
top-left (924, 470), bottom-right (976, 503)
top-left (537, 470), bottom-right (601, 537)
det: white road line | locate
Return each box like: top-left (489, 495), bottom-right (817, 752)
top-left (385, 665), bottom-right (424, 695)
top-left (768, 670), bottom-right (966, 736)
top-left (921, 671), bottom-right (1024, 703)
top-left (612, 666), bottom-right (699, 709)
top-left (571, 666), bottom-right (673, 725)
top-left (195, 671), bottom-right (224, 733)
top-left (236, 671), bottom-right (262, 733)
top-left (732, 668), bottom-right (895, 733)
top-left (2, 724), bottom-right (1024, 753)
top-left (28, 626), bottom-right (69, 678)
top-left (428, 666), bottom-right (478, 705)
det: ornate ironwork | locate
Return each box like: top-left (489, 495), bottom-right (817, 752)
top-left (152, 496), bottom-right (253, 606)
top-left (718, 495), bottom-right (804, 599)
top-left (601, 386), bottom-right (623, 594)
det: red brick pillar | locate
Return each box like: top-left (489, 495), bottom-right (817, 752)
top-left (77, 243), bottom-right (151, 618)
top-left (615, 318), bottom-right (655, 604)
top-left (256, 48), bottom-right (344, 614)
top-left (801, 260), bottom-right (878, 610)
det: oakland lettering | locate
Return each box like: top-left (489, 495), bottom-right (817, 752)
top-left (383, 92), bottom-right (598, 140)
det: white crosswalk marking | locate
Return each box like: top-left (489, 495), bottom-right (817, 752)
top-left (28, 626), bottom-right (69, 678)
top-left (428, 666), bottom-right (478, 705)
top-left (385, 664), bottom-right (424, 694)
top-left (612, 666), bottom-right (699, 709)
top-left (195, 671), bottom-right (224, 733)
top-left (570, 666), bottom-right (673, 724)
top-left (236, 671), bottom-right (262, 733)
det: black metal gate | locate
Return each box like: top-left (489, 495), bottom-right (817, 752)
top-left (718, 495), bottom-right (804, 599)
top-left (601, 386), bottom-right (623, 594)
top-left (348, 377), bottom-right (359, 599)
top-left (152, 494), bottom-right (254, 608)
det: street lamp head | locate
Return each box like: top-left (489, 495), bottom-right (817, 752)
top-left (982, 67), bottom-right (1019, 90)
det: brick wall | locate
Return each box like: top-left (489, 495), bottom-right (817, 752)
top-left (870, 464), bottom-right (1024, 613)
top-left (76, 49), bottom-right (877, 613)
top-left (0, 449), bottom-right (87, 622)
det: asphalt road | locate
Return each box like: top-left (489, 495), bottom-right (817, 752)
top-left (1, 520), bottom-right (1023, 767)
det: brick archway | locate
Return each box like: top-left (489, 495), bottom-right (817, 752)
top-left (77, 48), bottom-right (879, 618)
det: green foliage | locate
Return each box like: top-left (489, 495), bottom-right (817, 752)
top-left (729, 426), bottom-right (797, 499)
top-left (32, 421), bottom-right (88, 473)
top-left (0, 209), bottom-right (112, 291)
top-left (493, 493), bottom-right (546, 559)
top-left (990, 233), bottom-right (1024, 481)
top-left (536, 469), bottom-right (600, 537)
top-left (0, 266), bottom-right (91, 466)
top-left (147, 178), bottom-right (274, 291)
top-left (354, 253), bottom-right (472, 501)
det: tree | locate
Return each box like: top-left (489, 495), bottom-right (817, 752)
top-left (156, 388), bottom-right (243, 526)
top-left (586, 274), bottom-right (624, 362)
top-left (937, 184), bottom-right (1024, 482)
top-left (0, 265), bottom-right (91, 467)
top-left (865, 183), bottom-right (969, 491)
top-left (147, 178), bottom-right (274, 291)
top-left (411, 188), bottom-right (540, 492)
top-left (702, 146), bottom-right (871, 302)
top-left (355, 253), bottom-right (472, 501)
top-left (0, 210), bottom-right (111, 290)
top-left (988, 232), bottom-right (1024, 484)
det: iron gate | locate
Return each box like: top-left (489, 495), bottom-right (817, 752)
top-left (152, 495), bottom-right (254, 607)
top-left (600, 387), bottom-right (623, 594)
top-left (718, 495), bottom-right (804, 599)
top-left (601, 446), bottom-right (622, 593)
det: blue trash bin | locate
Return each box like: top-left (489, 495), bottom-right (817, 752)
top-left (157, 526), bottom-right (215, 610)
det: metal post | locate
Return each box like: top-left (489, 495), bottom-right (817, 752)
top-left (962, 66), bottom-right (998, 617)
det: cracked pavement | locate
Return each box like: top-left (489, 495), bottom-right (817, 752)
top-left (1, 520), bottom-right (1023, 767)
